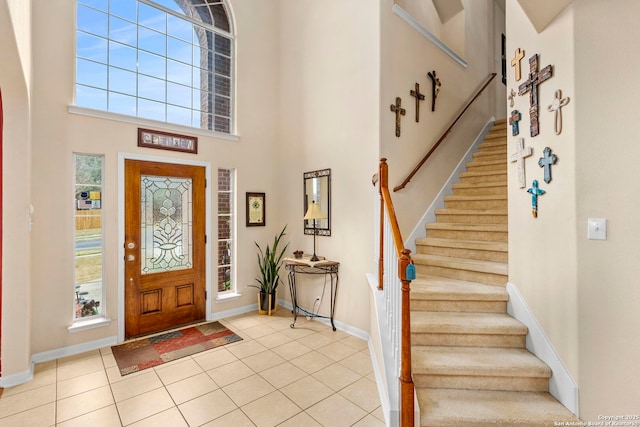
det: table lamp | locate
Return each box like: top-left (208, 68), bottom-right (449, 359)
top-left (304, 201), bottom-right (326, 261)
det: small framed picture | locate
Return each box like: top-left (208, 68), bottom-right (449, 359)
top-left (138, 128), bottom-right (198, 154)
top-left (246, 192), bottom-right (265, 227)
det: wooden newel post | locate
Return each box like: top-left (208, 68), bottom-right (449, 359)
top-left (399, 248), bottom-right (414, 427)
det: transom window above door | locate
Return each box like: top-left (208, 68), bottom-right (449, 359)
top-left (75, 0), bottom-right (234, 133)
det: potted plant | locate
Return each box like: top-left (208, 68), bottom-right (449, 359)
top-left (251, 225), bottom-right (289, 314)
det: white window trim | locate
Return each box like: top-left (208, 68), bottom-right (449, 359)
top-left (68, 105), bottom-right (240, 141)
top-left (117, 152), bottom-right (212, 343)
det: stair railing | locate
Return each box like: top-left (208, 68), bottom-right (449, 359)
top-left (394, 72), bottom-right (497, 192)
top-left (376, 158), bottom-right (414, 427)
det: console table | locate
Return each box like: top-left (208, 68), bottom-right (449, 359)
top-left (284, 258), bottom-right (340, 331)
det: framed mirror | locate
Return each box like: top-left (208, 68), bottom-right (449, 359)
top-left (304, 169), bottom-right (331, 236)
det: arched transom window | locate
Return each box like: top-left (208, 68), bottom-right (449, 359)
top-left (76, 0), bottom-right (233, 133)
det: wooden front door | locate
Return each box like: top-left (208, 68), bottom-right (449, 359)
top-left (124, 160), bottom-right (206, 338)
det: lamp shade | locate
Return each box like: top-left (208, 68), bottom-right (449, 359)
top-left (304, 201), bottom-right (326, 220)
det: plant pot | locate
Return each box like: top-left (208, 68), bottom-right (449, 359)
top-left (258, 291), bottom-right (277, 315)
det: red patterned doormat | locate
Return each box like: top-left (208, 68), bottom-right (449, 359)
top-left (111, 321), bottom-right (242, 376)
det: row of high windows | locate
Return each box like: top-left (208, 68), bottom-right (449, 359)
top-left (75, 0), bottom-right (234, 133)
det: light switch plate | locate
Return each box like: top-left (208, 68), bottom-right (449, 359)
top-left (587, 218), bottom-right (607, 240)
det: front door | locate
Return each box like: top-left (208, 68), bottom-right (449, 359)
top-left (124, 160), bottom-right (206, 338)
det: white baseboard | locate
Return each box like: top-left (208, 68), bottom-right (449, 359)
top-left (506, 282), bottom-right (579, 416)
top-left (0, 366), bottom-right (33, 388)
top-left (406, 117), bottom-right (496, 254)
top-left (32, 336), bottom-right (118, 365)
top-left (0, 336), bottom-right (118, 388)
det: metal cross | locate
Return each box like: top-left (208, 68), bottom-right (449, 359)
top-left (527, 179), bottom-right (545, 218)
top-left (409, 83), bottom-right (425, 123)
top-left (511, 48), bottom-right (525, 81)
top-left (518, 54), bottom-right (553, 137)
top-left (538, 146), bottom-right (557, 184)
top-left (510, 138), bottom-right (533, 188)
top-left (508, 110), bottom-right (521, 136)
top-left (508, 88), bottom-right (516, 108)
top-left (547, 89), bottom-right (570, 135)
top-left (390, 97), bottom-right (406, 137)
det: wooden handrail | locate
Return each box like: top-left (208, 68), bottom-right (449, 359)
top-left (393, 72), bottom-right (497, 192)
top-left (377, 158), bottom-right (414, 427)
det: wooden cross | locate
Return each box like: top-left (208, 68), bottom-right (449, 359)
top-left (511, 48), bottom-right (525, 81)
top-left (518, 54), bottom-right (553, 137)
top-left (508, 110), bottom-right (521, 136)
top-left (427, 70), bottom-right (441, 112)
top-left (510, 137), bottom-right (533, 188)
top-left (547, 89), bottom-right (570, 135)
top-left (390, 97), bottom-right (406, 137)
top-left (527, 179), bottom-right (545, 218)
top-left (538, 146), bottom-right (557, 184)
top-left (409, 83), bottom-right (425, 122)
top-left (508, 88), bottom-right (516, 108)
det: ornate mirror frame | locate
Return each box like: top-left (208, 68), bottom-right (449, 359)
top-left (303, 169), bottom-right (331, 236)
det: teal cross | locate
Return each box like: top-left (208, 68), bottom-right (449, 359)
top-left (527, 180), bottom-right (545, 218)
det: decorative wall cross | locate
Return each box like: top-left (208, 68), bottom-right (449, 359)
top-left (510, 138), bottom-right (533, 188)
top-left (409, 83), bottom-right (425, 122)
top-left (527, 179), bottom-right (545, 218)
top-left (508, 88), bottom-right (516, 108)
top-left (508, 110), bottom-right (521, 136)
top-left (390, 97), bottom-right (406, 137)
top-left (547, 89), bottom-right (570, 135)
top-left (511, 48), bottom-right (525, 81)
top-left (518, 54), bottom-right (553, 137)
top-left (538, 146), bottom-right (557, 184)
top-left (427, 70), bottom-right (441, 111)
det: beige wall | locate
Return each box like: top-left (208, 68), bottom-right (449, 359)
top-left (506, 1), bottom-right (578, 380)
top-left (507, 0), bottom-right (640, 417)
top-left (0, 0), bottom-right (32, 378)
top-left (276, 0), bottom-right (380, 332)
top-left (381, 0), bottom-right (500, 238)
top-left (26, 0), bottom-right (283, 353)
top-left (574, 0), bottom-right (640, 416)
top-left (2, 0), bottom-right (382, 375)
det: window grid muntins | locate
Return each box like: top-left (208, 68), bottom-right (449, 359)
top-left (76, 0), bottom-right (232, 133)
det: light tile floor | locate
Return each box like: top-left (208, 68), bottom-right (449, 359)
top-left (0, 311), bottom-right (385, 427)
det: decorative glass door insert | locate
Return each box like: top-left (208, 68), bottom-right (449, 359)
top-left (141, 175), bottom-right (193, 274)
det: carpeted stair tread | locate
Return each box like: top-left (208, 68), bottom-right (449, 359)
top-left (411, 311), bottom-right (527, 335)
top-left (467, 158), bottom-right (507, 167)
top-left (451, 181), bottom-right (506, 190)
top-left (415, 237), bottom-right (507, 252)
top-left (411, 276), bottom-right (509, 301)
top-left (412, 346), bottom-right (551, 378)
top-left (426, 222), bottom-right (508, 233)
top-left (458, 170), bottom-right (506, 179)
top-left (412, 253), bottom-right (508, 276)
top-left (418, 388), bottom-right (580, 426)
top-left (444, 194), bottom-right (507, 202)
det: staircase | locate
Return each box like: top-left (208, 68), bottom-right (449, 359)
top-left (410, 119), bottom-right (578, 426)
